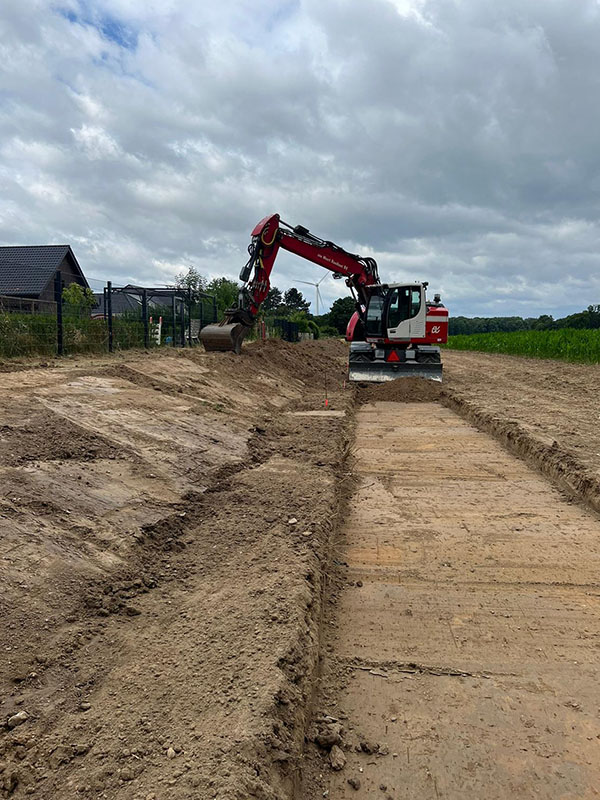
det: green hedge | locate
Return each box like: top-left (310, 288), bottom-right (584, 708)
top-left (0, 311), bottom-right (153, 358)
top-left (0, 313), bottom-right (57, 358)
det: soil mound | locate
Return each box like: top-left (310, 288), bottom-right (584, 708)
top-left (358, 377), bottom-right (442, 404)
top-left (0, 411), bottom-right (124, 466)
top-left (232, 338), bottom-right (348, 387)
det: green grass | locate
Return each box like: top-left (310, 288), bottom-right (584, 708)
top-left (446, 328), bottom-right (600, 363)
top-left (0, 312), bottom-right (155, 358)
top-left (0, 313), bottom-right (58, 358)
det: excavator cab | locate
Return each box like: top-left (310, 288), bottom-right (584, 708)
top-left (347, 283), bottom-right (446, 383)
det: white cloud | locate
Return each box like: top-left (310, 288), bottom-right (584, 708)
top-left (0, 0), bottom-right (599, 317)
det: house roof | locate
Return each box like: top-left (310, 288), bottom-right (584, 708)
top-left (92, 292), bottom-right (142, 315)
top-left (92, 291), bottom-right (172, 316)
top-left (0, 245), bottom-right (89, 296)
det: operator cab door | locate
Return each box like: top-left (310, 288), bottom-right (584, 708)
top-left (365, 289), bottom-right (386, 338)
top-left (386, 285), bottom-right (425, 339)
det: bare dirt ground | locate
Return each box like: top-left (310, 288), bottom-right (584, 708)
top-left (442, 351), bottom-right (600, 506)
top-left (300, 352), bottom-right (600, 800)
top-left (0, 340), bottom-right (350, 799)
top-left (442, 351), bottom-right (600, 471)
top-left (4, 344), bottom-right (600, 800)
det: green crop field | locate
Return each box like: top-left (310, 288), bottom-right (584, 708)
top-left (446, 327), bottom-right (600, 364)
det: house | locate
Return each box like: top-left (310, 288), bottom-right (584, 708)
top-left (0, 245), bottom-right (89, 302)
top-left (92, 286), bottom-right (173, 318)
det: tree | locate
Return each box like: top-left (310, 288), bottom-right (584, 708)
top-left (288, 310), bottom-right (310, 332)
top-left (329, 296), bottom-right (356, 334)
top-left (206, 277), bottom-right (239, 315)
top-left (283, 287), bottom-right (310, 314)
top-left (175, 266), bottom-right (206, 302)
top-left (262, 287), bottom-right (283, 312)
top-left (62, 283), bottom-right (96, 309)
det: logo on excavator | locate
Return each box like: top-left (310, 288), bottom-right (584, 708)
top-left (431, 325), bottom-right (441, 334)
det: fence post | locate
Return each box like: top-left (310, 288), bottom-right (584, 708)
top-left (54, 270), bottom-right (63, 356)
top-left (212, 296), bottom-right (217, 324)
top-left (171, 294), bottom-right (177, 347)
top-left (187, 288), bottom-right (193, 346)
top-left (107, 281), bottom-right (113, 353)
top-left (179, 300), bottom-right (185, 347)
top-left (142, 289), bottom-right (149, 349)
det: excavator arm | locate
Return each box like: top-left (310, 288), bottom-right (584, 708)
top-left (200, 213), bottom-right (379, 353)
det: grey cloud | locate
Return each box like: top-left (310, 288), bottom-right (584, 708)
top-left (1, 0), bottom-right (600, 317)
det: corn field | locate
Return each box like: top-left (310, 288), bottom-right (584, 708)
top-left (447, 328), bottom-right (600, 363)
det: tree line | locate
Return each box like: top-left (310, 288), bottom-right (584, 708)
top-left (450, 306), bottom-right (600, 336)
top-left (175, 267), bottom-right (358, 337)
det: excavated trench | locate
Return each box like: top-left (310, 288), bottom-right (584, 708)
top-left (299, 396), bottom-right (600, 799)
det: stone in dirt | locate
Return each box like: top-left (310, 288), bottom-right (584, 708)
top-left (3, 771), bottom-right (19, 793)
top-left (48, 745), bottom-right (74, 769)
top-left (315, 721), bottom-right (343, 749)
top-left (347, 776), bottom-right (361, 790)
top-left (359, 739), bottom-right (378, 754)
top-left (7, 711), bottom-right (28, 728)
top-left (329, 744), bottom-right (346, 770)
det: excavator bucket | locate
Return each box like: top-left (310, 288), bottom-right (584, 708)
top-left (348, 342), bottom-right (443, 383)
top-left (200, 322), bottom-right (251, 354)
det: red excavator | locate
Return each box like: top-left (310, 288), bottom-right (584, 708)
top-left (200, 214), bottom-right (448, 382)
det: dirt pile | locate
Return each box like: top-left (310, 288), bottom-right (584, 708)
top-left (0, 410), bottom-right (124, 466)
top-left (0, 340), bottom-right (351, 799)
top-left (358, 376), bottom-right (442, 404)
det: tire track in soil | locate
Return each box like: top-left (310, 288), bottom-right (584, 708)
top-left (300, 399), bottom-right (600, 800)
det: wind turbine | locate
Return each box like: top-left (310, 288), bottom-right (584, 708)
top-left (297, 273), bottom-right (328, 316)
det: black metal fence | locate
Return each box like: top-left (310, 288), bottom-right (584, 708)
top-left (271, 318), bottom-right (300, 342)
top-left (100, 283), bottom-right (218, 353)
top-left (0, 273), bottom-right (218, 360)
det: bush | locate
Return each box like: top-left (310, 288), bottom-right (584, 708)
top-left (307, 320), bottom-right (320, 339)
top-left (319, 325), bottom-right (341, 338)
top-left (0, 313), bottom-right (57, 358)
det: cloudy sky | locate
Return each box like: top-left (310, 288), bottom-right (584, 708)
top-left (2, 0), bottom-right (600, 317)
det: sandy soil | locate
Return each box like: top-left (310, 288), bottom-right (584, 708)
top-left (0, 340), bottom-right (350, 799)
top-left (4, 343), bottom-right (600, 800)
top-left (300, 352), bottom-right (600, 800)
top-left (443, 350), bottom-right (600, 476)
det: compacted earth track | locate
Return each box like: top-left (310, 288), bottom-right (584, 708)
top-left (300, 396), bottom-right (600, 798)
top-left (0, 341), bottom-right (351, 799)
top-left (2, 344), bottom-right (600, 799)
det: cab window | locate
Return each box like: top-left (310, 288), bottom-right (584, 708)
top-left (387, 286), bottom-right (422, 328)
top-left (410, 288), bottom-right (421, 318)
top-left (387, 287), bottom-right (411, 328)
top-left (365, 293), bottom-right (385, 336)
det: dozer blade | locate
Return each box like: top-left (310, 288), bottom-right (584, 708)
top-left (348, 361), bottom-right (443, 383)
top-left (200, 322), bottom-right (251, 354)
